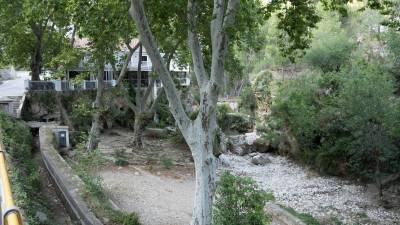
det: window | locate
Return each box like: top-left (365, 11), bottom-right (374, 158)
top-left (141, 55), bottom-right (148, 62)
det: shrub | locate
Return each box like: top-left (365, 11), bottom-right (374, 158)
top-left (335, 64), bottom-right (400, 184)
top-left (304, 12), bottom-right (354, 73)
top-left (265, 64), bottom-right (400, 185)
top-left (252, 70), bottom-right (273, 112)
top-left (226, 113), bottom-right (255, 133)
top-left (213, 171), bottom-right (273, 225)
top-left (239, 85), bottom-right (257, 115)
top-left (0, 112), bottom-right (45, 224)
top-left (217, 103), bottom-right (233, 130)
top-left (271, 72), bottom-right (321, 151)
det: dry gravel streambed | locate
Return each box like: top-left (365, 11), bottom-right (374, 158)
top-left (219, 152), bottom-right (400, 225)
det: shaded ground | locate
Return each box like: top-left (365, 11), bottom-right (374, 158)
top-left (97, 128), bottom-right (195, 225)
top-left (98, 166), bottom-right (194, 225)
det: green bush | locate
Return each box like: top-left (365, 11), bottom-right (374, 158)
top-left (239, 85), bottom-right (257, 115)
top-left (217, 103), bottom-right (233, 130)
top-left (213, 171), bottom-right (274, 225)
top-left (227, 113), bottom-right (255, 133)
top-left (252, 70), bottom-right (273, 111)
top-left (304, 12), bottom-right (354, 73)
top-left (266, 63), bottom-right (400, 183)
top-left (0, 112), bottom-right (46, 224)
top-left (386, 30), bottom-right (400, 92)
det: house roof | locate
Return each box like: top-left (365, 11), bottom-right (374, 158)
top-left (73, 37), bottom-right (143, 53)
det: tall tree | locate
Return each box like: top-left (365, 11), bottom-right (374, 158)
top-left (129, 0), bottom-right (321, 224)
top-left (68, 0), bottom-right (132, 150)
top-left (0, 0), bottom-right (70, 80)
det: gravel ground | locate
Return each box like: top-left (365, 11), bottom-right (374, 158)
top-left (98, 166), bottom-right (194, 225)
top-left (98, 130), bottom-right (399, 225)
top-left (219, 153), bottom-right (400, 225)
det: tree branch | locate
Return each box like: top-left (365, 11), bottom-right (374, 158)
top-left (116, 42), bottom-right (140, 85)
top-left (135, 43), bottom-right (143, 111)
top-left (142, 77), bottom-right (156, 106)
top-left (130, 0), bottom-right (191, 132)
top-left (187, 0), bottom-right (209, 90)
top-left (123, 95), bottom-right (138, 113)
top-left (210, 0), bottom-right (239, 88)
top-left (149, 87), bottom-right (165, 113)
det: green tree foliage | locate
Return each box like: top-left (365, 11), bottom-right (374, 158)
top-left (386, 30), bottom-right (400, 91)
top-left (304, 12), bottom-right (354, 72)
top-left (268, 64), bottom-right (400, 184)
top-left (0, 0), bottom-right (70, 80)
top-left (266, 0), bottom-right (321, 61)
top-left (252, 70), bottom-right (273, 111)
top-left (69, 0), bottom-right (135, 63)
top-left (0, 113), bottom-right (46, 224)
top-left (239, 86), bottom-right (258, 115)
top-left (213, 171), bottom-right (274, 225)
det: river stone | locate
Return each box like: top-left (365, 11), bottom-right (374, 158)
top-left (219, 154), bottom-right (231, 167)
top-left (251, 153), bottom-right (271, 165)
top-left (253, 139), bottom-right (272, 153)
top-left (228, 135), bottom-right (255, 156)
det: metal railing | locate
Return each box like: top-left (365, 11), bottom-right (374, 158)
top-left (0, 130), bottom-right (23, 225)
top-left (25, 80), bottom-right (117, 91)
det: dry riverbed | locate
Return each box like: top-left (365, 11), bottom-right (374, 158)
top-left (97, 129), bottom-right (399, 225)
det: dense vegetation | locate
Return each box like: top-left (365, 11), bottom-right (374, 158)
top-left (0, 112), bottom-right (50, 224)
top-left (252, 6), bottom-right (400, 191)
top-left (213, 171), bottom-right (274, 225)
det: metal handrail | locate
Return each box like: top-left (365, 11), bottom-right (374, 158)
top-left (0, 129), bottom-right (23, 225)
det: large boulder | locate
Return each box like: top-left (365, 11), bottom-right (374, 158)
top-left (228, 134), bottom-right (255, 156)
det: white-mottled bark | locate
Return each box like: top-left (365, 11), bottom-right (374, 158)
top-left (129, 0), bottom-right (191, 135)
top-left (187, 0), bottom-right (208, 91)
top-left (129, 0), bottom-right (239, 224)
top-left (86, 63), bottom-right (105, 151)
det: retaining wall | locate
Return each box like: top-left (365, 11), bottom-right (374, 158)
top-left (39, 125), bottom-right (103, 225)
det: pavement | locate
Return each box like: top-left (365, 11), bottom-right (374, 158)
top-left (0, 71), bottom-right (30, 98)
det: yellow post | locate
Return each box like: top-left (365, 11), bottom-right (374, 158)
top-left (0, 129), bottom-right (23, 225)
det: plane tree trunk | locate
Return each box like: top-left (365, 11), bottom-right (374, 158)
top-left (30, 28), bottom-right (43, 81)
top-left (86, 63), bottom-right (105, 151)
top-left (129, 0), bottom-right (239, 224)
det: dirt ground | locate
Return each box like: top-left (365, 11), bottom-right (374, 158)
top-left (97, 128), bottom-right (195, 225)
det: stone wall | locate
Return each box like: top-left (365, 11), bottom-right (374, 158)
top-left (39, 125), bottom-right (103, 225)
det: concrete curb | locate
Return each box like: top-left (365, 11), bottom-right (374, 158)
top-left (265, 203), bottom-right (306, 225)
top-left (39, 126), bottom-right (103, 225)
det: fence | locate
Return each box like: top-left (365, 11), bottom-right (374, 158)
top-left (25, 80), bottom-right (117, 91)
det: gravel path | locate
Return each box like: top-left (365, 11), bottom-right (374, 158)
top-left (219, 153), bottom-right (400, 225)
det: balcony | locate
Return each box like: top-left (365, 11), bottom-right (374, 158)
top-left (24, 80), bottom-right (117, 91)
